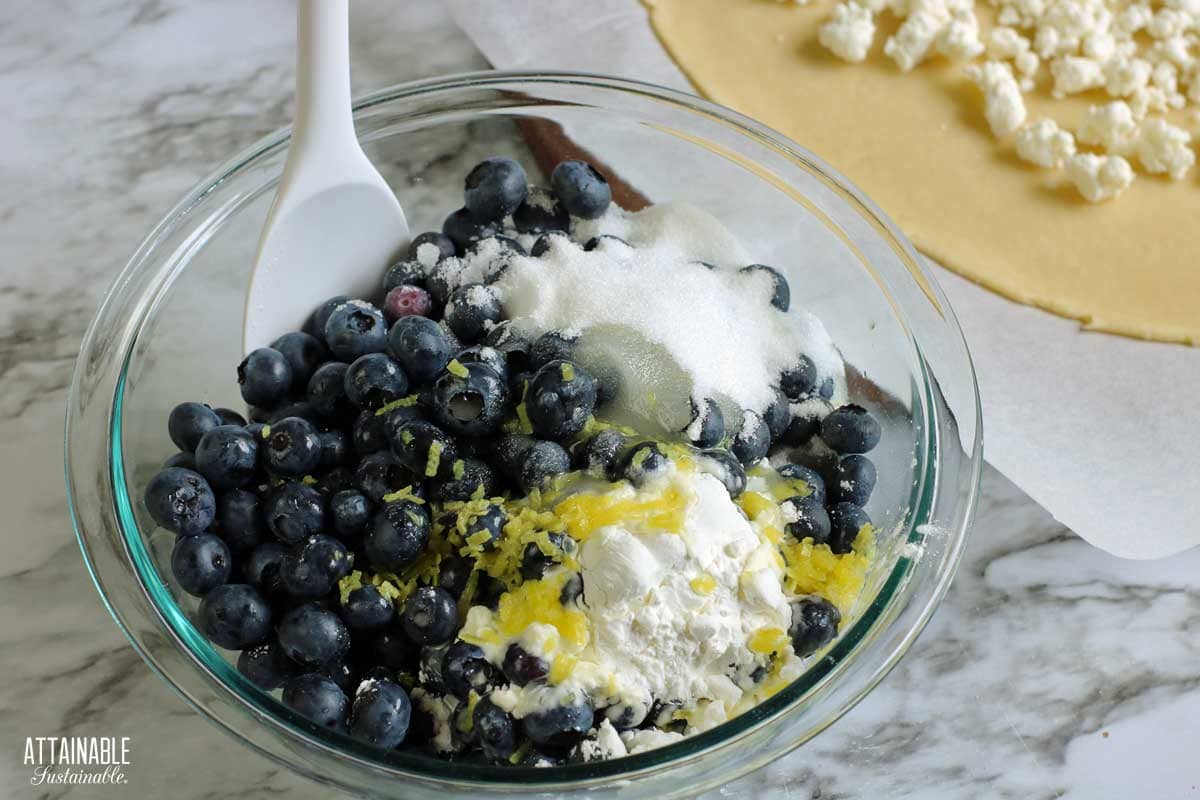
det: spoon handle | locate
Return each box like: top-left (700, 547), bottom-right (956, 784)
top-left (293, 0), bottom-right (355, 151)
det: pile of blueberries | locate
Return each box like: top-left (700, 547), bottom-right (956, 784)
top-left (141, 156), bottom-right (882, 765)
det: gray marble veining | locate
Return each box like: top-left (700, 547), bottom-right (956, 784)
top-left (2, 1), bottom-right (1198, 798)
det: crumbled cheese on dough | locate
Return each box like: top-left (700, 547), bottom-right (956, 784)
top-left (818, 2), bottom-right (877, 62)
top-left (1077, 101), bottom-right (1139, 152)
top-left (1065, 153), bottom-right (1136, 202)
top-left (965, 60), bottom-right (1027, 135)
top-left (1050, 55), bottom-right (1106, 97)
top-left (1015, 119), bottom-right (1077, 167)
top-left (1135, 117), bottom-right (1196, 178)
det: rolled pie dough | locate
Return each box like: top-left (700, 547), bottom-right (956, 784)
top-left (644, 0), bottom-right (1200, 345)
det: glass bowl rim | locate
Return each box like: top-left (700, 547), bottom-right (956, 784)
top-left (67, 69), bottom-right (982, 791)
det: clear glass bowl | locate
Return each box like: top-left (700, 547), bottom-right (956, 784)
top-left (66, 72), bottom-right (981, 799)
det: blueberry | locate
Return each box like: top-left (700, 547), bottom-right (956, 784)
top-left (351, 410), bottom-right (390, 455)
top-left (237, 348), bottom-right (292, 408)
top-left (331, 489), bottom-right (372, 540)
top-left (144, 467), bottom-right (216, 535)
top-left (266, 400), bottom-right (321, 425)
top-left (818, 376), bottom-right (835, 400)
top-left (382, 259), bottom-right (427, 293)
top-left (530, 231), bottom-right (571, 257)
top-left (731, 411), bottom-right (771, 465)
top-left (683, 398), bottom-right (724, 448)
top-left (529, 330), bottom-right (578, 369)
top-left (522, 697), bottom-right (594, 752)
top-left (387, 418), bottom-right (459, 478)
top-left (246, 542), bottom-right (287, 596)
top-left (343, 353), bottom-right (409, 412)
top-left (526, 360), bottom-right (597, 440)
top-left (502, 643), bottom-right (550, 686)
top-left (482, 323), bottom-right (532, 375)
top-left (355, 451), bottom-right (417, 502)
top-left (519, 440), bottom-right (571, 494)
top-left (383, 285), bottom-right (433, 322)
top-left (789, 596), bottom-right (841, 657)
top-left (777, 463), bottom-right (827, 505)
top-left (417, 644), bottom-right (450, 691)
top-left (261, 416), bottom-right (321, 477)
top-left (621, 441), bottom-right (669, 485)
top-left (779, 400), bottom-right (831, 447)
top-left (401, 586), bottom-right (458, 646)
top-left (780, 356), bottom-right (817, 401)
top-left (163, 452), bottom-right (197, 470)
top-left (407, 231), bottom-right (456, 262)
top-left (519, 532), bottom-right (574, 581)
top-left (316, 466), bottom-right (355, 496)
top-left (388, 316), bottom-right (453, 383)
top-left (271, 331), bottom-right (329, 391)
top-left (570, 428), bottom-right (630, 480)
top-left (168, 402), bottom-right (221, 452)
top-left (444, 284), bottom-right (503, 345)
top-left (194, 425), bottom-right (259, 490)
top-left (245, 421), bottom-right (268, 439)
top-left (821, 404), bottom-right (882, 454)
top-left (306, 362), bottom-right (354, 419)
top-left (373, 629), bottom-right (419, 672)
top-left (472, 233), bottom-right (527, 263)
top-left (431, 556), bottom-right (472, 600)
top-left (464, 503), bottom-right (506, 552)
top-left (325, 301), bottom-right (387, 362)
top-left (442, 641), bottom-right (496, 700)
top-left (697, 448), bottom-right (747, 498)
top-left (171, 532), bottom-right (231, 596)
top-left (348, 678), bottom-right (412, 749)
top-left (366, 501), bottom-right (431, 571)
top-left (740, 264), bottom-right (790, 311)
top-left (784, 497), bottom-right (832, 544)
top-left (455, 344), bottom-right (509, 384)
top-left (282, 534), bottom-right (353, 598)
top-left (424, 261), bottom-right (459, 309)
top-left (763, 389), bottom-right (791, 441)
top-left (322, 658), bottom-right (356, 692)
top-left (831, 454), bottom-right (876, 506)
top-left (602, 699), bottom-right (649, 730)
top-left (560, 572), bottom-right (584, 606)
top-left (282, 673), bottom-right (348, 728)
top-left (583, 234), bottom-right (629, 252)
top-left (513, 187), bottom-right (569, 234)
top-left (237, 640), bottom-right (297, 690)
top-left (492, 433), bottom-right (536, 477)
top-left (430, 457), bottom-right (498, 503)
top-left (197, 584), bottom-right (272, 650)
top-left (551, 160), bottom-right (611, 219)
top-left (278, 603), bottom-right (351, 667)
top-left (828, 502), bottom-right (872, 554)
top-left (442, 207), bottom-right (500, 253)
top-left (265, 481), bottom-right (326, 544)
top-left (304, 296), bottom-right (351, 342)
top-left (341, 585), bottom-right (394, 630)
top-left (432, 361), bottom-right (508, 438)
top-left (464, 157), bottom-right (527, 220)
top-left (473, 697), bottom-right (517, 761)
top-left (318, 429), bottom-right (350, 468)
top-left (213, 407), bottom-right (248, 427)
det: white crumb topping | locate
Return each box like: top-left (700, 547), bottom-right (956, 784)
top-left (1135, 117), bottom-right (1196, 178)
top-left (965, 60), bottom-right (1027, 135)
top-left (818, 2), bottom-right (877, 62)
top-left (1015, 119), bottom-right (1077, 167)
top-left (1065, 153), bottom-right (1136, 202)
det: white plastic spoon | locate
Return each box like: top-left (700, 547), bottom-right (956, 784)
top-left (243, 0), bottom-right (408, 353)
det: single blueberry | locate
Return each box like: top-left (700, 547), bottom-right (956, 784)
top-left (513, 187), bottom-right (570, 234)
top-left (436, 555), bottom-right (475, 599)
top-left (442, 207), bottom-right (499, 254)
top-left (407, 231), bottom-right (456, 262)
top-left (382, 259), bottom-right (427, 294)
top-left (464, 503), bottom-right (506, 552)
top-left (163, 451), bottom-right (196, 470)
top-left (417, 644), bottom-right (449, 692)
top-left (530, 231), bottom-right (571, 258)
top-left (213, 407), bottom-right (247, 427)
top-left (366, 501), bottom-right (431, 571)
top-left (351, 410), bottom-right (390, 456)
top-left (455, 344), bottom-right (509, 384)
top-left (237, 640), bottom-right (297, 691)
top-left (570, 428), bottom-right (630, 480)
top-left (388, 316), bottom-right (452, 383)
top-left (373, 629), bottom-right (419, 672)
top-left (526, 359), bottom-right (597, 440)
top-left (443, 641), bottom-right (496, 700)
top-left (318, 429), bottom-right (350, 469)
top-left (304, 295), bottom-right (351, 342)
top-left (697, 448), bottom-right (747, 498)
top-left (168, 402), bottom-right (221, 452)
top-left (331, 489), bottom-right (372, 540)
top-left (341, 585), bottom-right (394, 631)
top-left (246, 542), bottom-right (287, 596)
top-left (387, 418), bottom-right (459, 478)
top-left (529, 330), bottom-right (578, 369)
top-left (739, 264), bottom-right (790, 312)
top-left (348, 678), bottom-right (412, 749)
top-left (344, 353), bottom-right (409, 411)
top-left (492, 433), bottom-right (536, 478)
top-left (432, 361), bottom-right (508, 438)
top-left (444, 284), bottom-right (503, 345)
top-left (763, 388), bottom-right (791, 441)
top-left (518, 440), bottom-right (571, 494)
top-left (779, 399), bottom-right (831, 447)
top-left (551, 160), bottom-right (611, 219)
top-left (324, 301), bottom-right (387, 362)
top-left (144, 467), bottom-right (216, 535)
top-left (281, 534), bottom-right (353, 598)
top-left (820, 404), bottom-right (882, 454)
top-left (818, 376), bottom-right (835, 400)
top-left (519, 532), bottom-right (574, 581)
top-left (355, 450), bottom-right (417, 503)
top-left (266, 400), bottom-right (321, 425)
top-left (171, 532), bottom-right (231, 596)
top-left (522, 697), bottom-right (594, 752)
top-left (263, 416), bottom-right (322, 477)
top-left (683, 398), bottom-right (724, 449)
top-left (482, 322), bottom-right (532, 375)
top-left (400, 586), bottom-right (458, 646)
top-left (789, 596), bottom-right (842, 657)
top-left (780, 355), bottom-right (817, 400)
top-left (321, 658), bottom-right (356, 692)
top-left (306, 361), bottom-right (354, 420)
top-left (270, 331), bottom-right (329, 391)
top-left (502, 643), bottom-right (550, 686)
top-left (831, 454), bottom-right (877, 507)
top-left (282, 672), bottom-right (348, 728)
top-left (383, 284), bottom-right (433, 322)
top-left (828, 502), bottom-right (872, 555)
top-left (777, 463), bottom-right (827, 505)
top-left (316, 466), bottom-right (355, 496)
top-left (265, 481), bottom-right (326, 545)
top-left (429, 457), bottom-right (497, 503)
top-left (621, 441), bottom-right (669, 485)
top-left (559, 572), bottom-right (584, 606)
top-left (278, 602), bottom-right (351, 667)
top-left (474, 696), bottom-right (517, 761)
top-left (197, 584), bottom-right (272, 650)
top-left (464, 157), bottom-right (527, 221)
top-left (237, 348), bottom-right (292, 408)
top-left (784, 496), bottom-right (832, 544)
top-left (731, 411), bottom-right (771, 465)
top-left (195, 425), bottom-right (259, 490)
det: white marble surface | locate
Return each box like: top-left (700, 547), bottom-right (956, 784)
top-left (2, 1), bottom-right (1199, 798)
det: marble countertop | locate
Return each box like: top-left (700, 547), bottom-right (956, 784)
top-left (3, 1), bottom-right (1198, 798)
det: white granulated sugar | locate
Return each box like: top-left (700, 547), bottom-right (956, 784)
top-left (486, 203), bottom-right (845, 434)
top-left (414, 242), bottom-right (442, 269)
